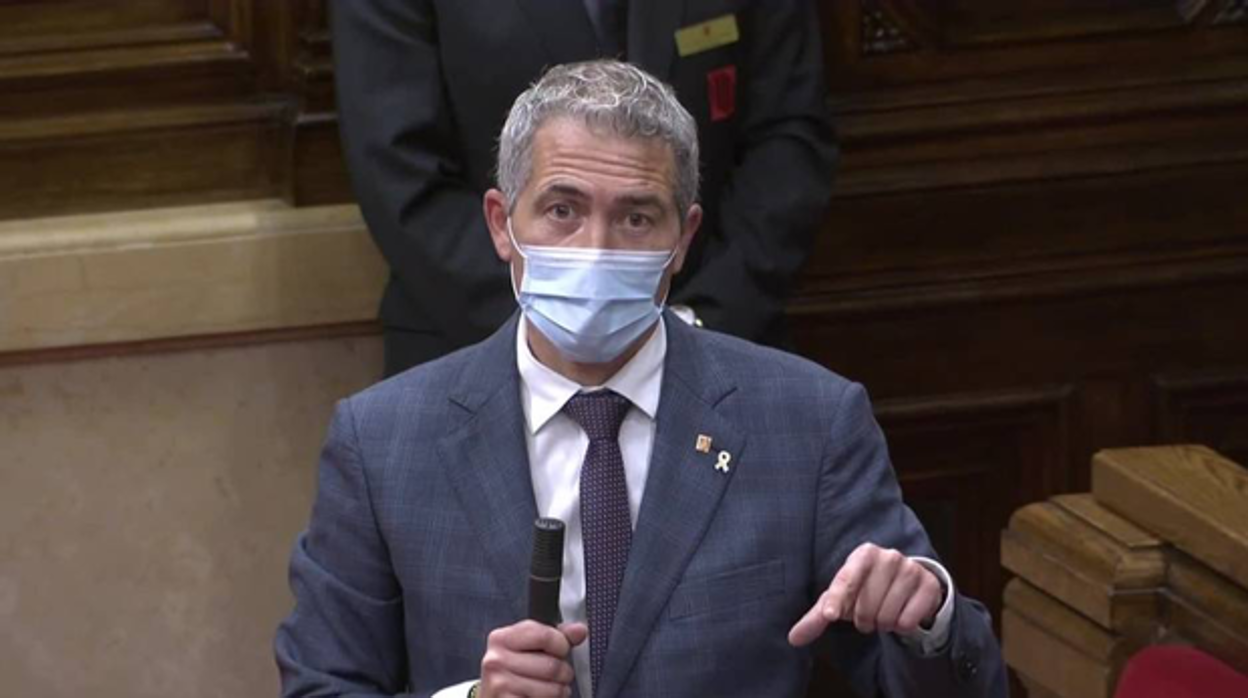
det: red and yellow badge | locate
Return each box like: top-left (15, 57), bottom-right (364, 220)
top-left (674, 14), bottom-right (739, 57)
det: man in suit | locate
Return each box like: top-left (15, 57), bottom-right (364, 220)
top-left (277, 61), bottom-right (1005, 697)
top-left (330, 0), bottom-right (837, 376)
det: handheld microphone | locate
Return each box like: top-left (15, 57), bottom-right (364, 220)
top-left (528, 517), bottom-right (565, 626)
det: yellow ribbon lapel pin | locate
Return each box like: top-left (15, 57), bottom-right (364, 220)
top-left (695, 434), bottom-right (731, 473)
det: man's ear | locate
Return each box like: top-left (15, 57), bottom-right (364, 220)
top-left (671, 203), bottom-right (703, 274)
top-left (484, 189), bottom-right (513, 262)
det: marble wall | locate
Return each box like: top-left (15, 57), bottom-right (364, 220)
top-left (0, 334), bottom-right (383, 697)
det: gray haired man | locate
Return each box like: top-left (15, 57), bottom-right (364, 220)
top-left (277, 60), bottom-right (1007, 698)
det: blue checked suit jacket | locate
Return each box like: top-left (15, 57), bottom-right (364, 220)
top-left (276, 312), bottom-right (1007, 697)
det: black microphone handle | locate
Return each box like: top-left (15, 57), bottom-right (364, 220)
top-left (529, 518), bottom-right (565, 626)
top-left (528, 572), bottom-right (562, 626)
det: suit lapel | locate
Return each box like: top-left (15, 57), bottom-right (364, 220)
top-left (596, 315), bottom-right (746, 698)
top-left (440, 315), bottom-right (537, 621)
top-left (628, 0), bottom-right (686, 80)
top-left (514, 0), bottom-right (602, 66)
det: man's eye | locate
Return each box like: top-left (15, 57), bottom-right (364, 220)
top-left (549, 204), bottom-right (574, 219)
top-left (626, 213), bottom-right (652, 228)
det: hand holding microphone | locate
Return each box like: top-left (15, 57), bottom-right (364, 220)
top-left (477, 518), bottom-right (587, 698)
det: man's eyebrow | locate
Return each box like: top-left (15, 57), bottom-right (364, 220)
top-left (536, 183), bottom-right (589, 201)
top-left (615, 193), bottom-right (668, 210)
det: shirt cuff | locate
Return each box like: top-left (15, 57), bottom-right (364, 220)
top-left (897, 556), bottom-right (955, 656)
top-left (431, 679), bottom-right (478, 698)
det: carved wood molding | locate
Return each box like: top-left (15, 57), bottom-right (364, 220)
top-left (0, 1), bottom-right (253, 86)
top-left (0, 320), bottom-right (379, 370)
top-left (1152, 370), bottom-right (1248, 464)
top-left (793, 244), bottom-right (1248, 318)
top-left (849, 0), bottom-right (1233, 52)
top-left (0, 200), bottom-right (384, 355)
top-left (872, 386), bottom-right (1075, 623)
top-left (0, 20), bottom-right (226, 56)
top-left (0, 102), bottom-right (284, 143)
top-left (859, 0), bottom-right (920, 56)
top-left (833, 69), bottom-right (1248, 147)
top-left (822, 0), bottom-right (1248, 205)
top-left (877, 385), bottom-right (1074, 424)
top-left (290, 0), bottom-right (334, 114)
top-left (829, 72), bottom-right (1248, 197)
top-left (877, 385), bottom-right (1075, 487)
top-left (877, 386), bottom-right (1076, 516)
top-left (0, 39), bottom-right (251, 88)
top-left (276, 0), bottom-right (347, 206)
top-left (0, 0), bottom-right (348, 218)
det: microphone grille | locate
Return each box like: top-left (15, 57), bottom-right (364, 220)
top-left (531, 517), bottom-right (565, 579)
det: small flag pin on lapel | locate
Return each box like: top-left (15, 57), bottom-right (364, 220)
top-left (695, 434), bottom-right (713, 453)
top-left (715, 450), bottom-right (732, 473)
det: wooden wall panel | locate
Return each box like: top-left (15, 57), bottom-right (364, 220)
top-left (1153, 371), bottom-right (1248, 465)
top-left (880, 388), bottom-right (1074, 619)
top-left (0, 1), bottom-right (211, 41)
top-left (799, 1), bottom-right (1248, 694)
top-left (278, 0), bottom-right (351, 206)
top-left (0, 112), bottom-right (282, 220)
top-left (0, 0), bottom-right (350, 221)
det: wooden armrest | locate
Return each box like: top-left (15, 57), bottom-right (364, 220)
top-left (1002, 494), bottom-right (1164, 633)
top-left (1001, 445), bottom-right (1248, 698)
top-left (1093, 445), bottom-right (1248, 590)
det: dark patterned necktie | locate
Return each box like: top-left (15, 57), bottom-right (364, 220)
top-left (563, 389), bottom-right (633, 695)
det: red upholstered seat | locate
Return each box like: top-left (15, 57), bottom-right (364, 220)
top-left (1114, 645), bottom-right (1248, 698)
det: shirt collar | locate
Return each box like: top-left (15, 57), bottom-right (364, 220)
top-left (517, 318), bottom-right (667, 434)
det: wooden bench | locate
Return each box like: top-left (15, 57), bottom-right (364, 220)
top-left (1000, 445), bottom-right (1248, 697)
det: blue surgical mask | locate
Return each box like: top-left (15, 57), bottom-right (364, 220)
top-left (509, 220), bottom-right (676, 363)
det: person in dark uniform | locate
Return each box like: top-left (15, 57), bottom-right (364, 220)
top-left (330, 0), bottom-right (837, 376)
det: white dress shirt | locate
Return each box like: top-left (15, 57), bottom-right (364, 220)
top-left (436, 318), bottom-right (954, 698)
top-left (516, 317), bottom-right (664, 698)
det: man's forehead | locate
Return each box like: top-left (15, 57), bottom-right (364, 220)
top-left (533, 181), bottom-right (670, 209)
top-left (527, 118), bottom-right (678, 198)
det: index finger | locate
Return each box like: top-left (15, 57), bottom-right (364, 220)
top-left (788, 588), bottom-right (833, 647)
top-left (824, 544), bottom-right (875, 622)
